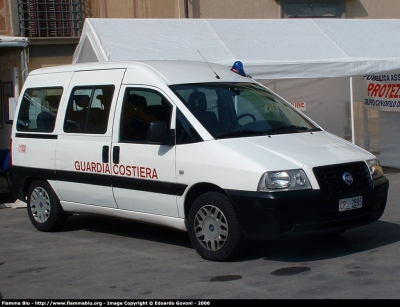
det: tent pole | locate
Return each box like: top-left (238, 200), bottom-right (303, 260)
top-left (350, 77), bottom-right (355, 144)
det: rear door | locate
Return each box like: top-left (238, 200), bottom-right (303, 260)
top-left (11, 72), bottom-right (72, 198)
top-left (55, 69), bottom-right (125, 208)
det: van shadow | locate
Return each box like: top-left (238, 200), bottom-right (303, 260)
top-left (64, 214), bottom-right (193, 248)
top-left (63, 214), bottom-right (400, 263)
top-left (243, 220), bottom-right (400, 262)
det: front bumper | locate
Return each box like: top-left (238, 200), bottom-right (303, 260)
top-left (226, 176), bottom-right (389, 241)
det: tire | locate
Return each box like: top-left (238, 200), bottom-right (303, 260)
top-left (322, 230), bottom-right (346, 238)
top-left (188, 192), bottom-right (248, 262)
top-left (27, 180), bottom-right (68, 232)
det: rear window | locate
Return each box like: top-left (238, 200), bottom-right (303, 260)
top-left (16, 87), bottom-right (63, 133)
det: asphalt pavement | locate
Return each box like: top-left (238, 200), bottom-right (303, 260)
top-left (1, 167), bottom-right (400, 300)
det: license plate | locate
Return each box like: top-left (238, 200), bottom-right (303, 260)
top-left (339, 196), bottom-right (362, 212)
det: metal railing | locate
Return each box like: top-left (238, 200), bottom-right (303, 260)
top-left (18, 0), bottom-right (85, 38)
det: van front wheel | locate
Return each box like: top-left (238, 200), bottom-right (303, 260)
top-left (27, 180), bottom-right (67, 232)
top-left (188, 192), bottom-right (247, 262)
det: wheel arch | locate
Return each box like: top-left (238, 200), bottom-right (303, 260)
top-left (183, 182), bottom-right (229, 219)
top-left (22, 177), bottom-right (50, 200)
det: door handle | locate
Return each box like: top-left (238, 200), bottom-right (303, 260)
top-left (102, 146), bottom-right (109, 163)
top-left (113, 146), bottom-right (120, 164)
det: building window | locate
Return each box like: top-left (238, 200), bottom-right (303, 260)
top-left (280, 0), bottom-right (346, 18)
top-left (18, 0), bottom-right (85, 37)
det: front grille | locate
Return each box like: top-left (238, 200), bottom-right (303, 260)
top-left (313, 162), bottom-right (373, 197)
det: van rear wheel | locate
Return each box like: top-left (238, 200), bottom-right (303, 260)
top-left (188, 192), bottom-right (248, 262)
top-left (27, 180), bottom-right (67, 232)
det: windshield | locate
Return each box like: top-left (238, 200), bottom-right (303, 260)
top-left (170, 82), bottom-right (321, 139)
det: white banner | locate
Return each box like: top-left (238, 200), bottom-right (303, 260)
top-left (363, 72), bottom-right (400, 111)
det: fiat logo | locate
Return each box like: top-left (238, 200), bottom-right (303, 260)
top-left (343, 172), bottom-right (354, 185)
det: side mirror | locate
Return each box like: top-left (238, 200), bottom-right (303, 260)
top-left (147, 121), bottom-right (174, 145)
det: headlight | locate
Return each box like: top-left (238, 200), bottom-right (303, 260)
top-left (257, 169), bottom-right (311, 192)
top-left (367, 158), bottom-right (384, 179)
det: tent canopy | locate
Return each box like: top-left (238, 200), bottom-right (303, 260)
top-left (73, 18), bottom-right (400, 79)
top-left (0, 35), bottom-right (29, 47)
top-left (0, 35), bottom-right (29, 54)
top-left (72, 19), bottom-right (400, 168)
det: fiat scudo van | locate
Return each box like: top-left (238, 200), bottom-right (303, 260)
top-left (9, 60), bottom-right (389, 261)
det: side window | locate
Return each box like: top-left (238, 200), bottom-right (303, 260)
top-left (119, 88), bottom-right (172, 143)
top-left (64, 85), bottom-right (114, 134)
top-left (16, 87), bottom-right (63, 132)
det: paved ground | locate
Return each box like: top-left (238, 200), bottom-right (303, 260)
top-left (1, 167), bottom-right (400, 300)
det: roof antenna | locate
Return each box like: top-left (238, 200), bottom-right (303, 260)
top-left (198, 50), bottom-right (220, 79)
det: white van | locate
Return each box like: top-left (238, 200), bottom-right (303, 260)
top-left (10, 60), bottom-right (389, 262)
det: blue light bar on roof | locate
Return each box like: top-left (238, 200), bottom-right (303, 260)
top-left (231, 61), bottom-right (246, 77)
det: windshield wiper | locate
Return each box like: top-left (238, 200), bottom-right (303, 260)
top-left (217, 126), bottom-right (321, 139)
top-left (216, 129), bottom-right (265, 139)
top-left (266, 125), bottom-right (313, 135)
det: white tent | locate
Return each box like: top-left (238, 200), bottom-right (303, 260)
top-left (72, 18), bottom-right (400, 168)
